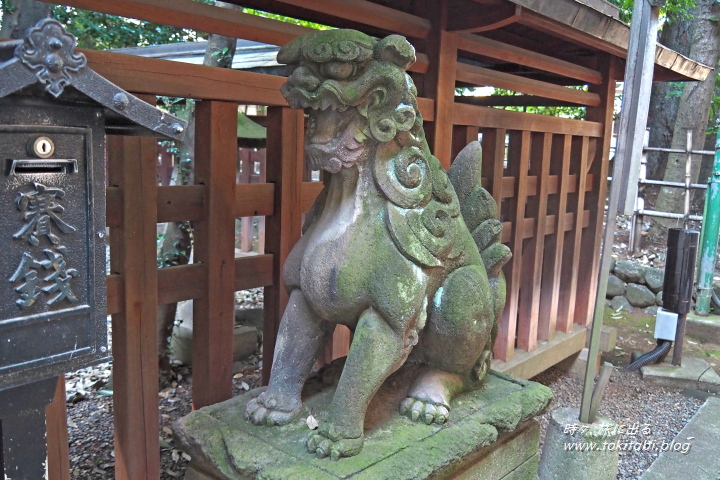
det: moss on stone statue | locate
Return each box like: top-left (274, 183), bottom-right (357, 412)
top-left (174, 366), bottom-right (552, 480)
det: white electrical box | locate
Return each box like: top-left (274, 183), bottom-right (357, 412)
top-left (654, 308), bottom-right (678, 341)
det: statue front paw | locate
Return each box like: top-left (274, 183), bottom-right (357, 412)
top-left (307, 425), bottom-right (364, 460)
top-left (244, 391), bottom-right (300, 426)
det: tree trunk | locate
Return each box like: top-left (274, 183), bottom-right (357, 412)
top-left (156, 1), bottom-right (241, 376)
top-left (651, 0), bottom-right (720, 233)
top-left (645, 14), bottom-right (694, 181)
top-left (0, 0), bottom-right (50, 39)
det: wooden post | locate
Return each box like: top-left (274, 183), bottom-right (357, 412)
top-left (108, 133), bottom-right (160, 480)
top-left (45, 376), bottom-right (70, 480)
top-left (575, 56), bottom-right (618, 325)
top-left (495, 130), bottom-right (530, 361)
top-left (517, 132), bottom-right (551, 351)
top-left (193, 100), bottom-right (238, 409)
top-left (481, 128), bottom-right (506, 212)
top-left (424, 0), bottom-right (457, 169)
top-left (263, 107), bottom-right (304, 385)
top-left (557, 136), bottom-right (590, 333)
top-left (538, 134), bottom-right (572, 340)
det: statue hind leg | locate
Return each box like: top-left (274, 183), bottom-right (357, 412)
top-left (400, 264), bottom-right (496, 424)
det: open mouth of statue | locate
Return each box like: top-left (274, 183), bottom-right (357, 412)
top-left (303, 104), bottom-right (365, 173)
top-left (305, 93), bottom-right (363, 173)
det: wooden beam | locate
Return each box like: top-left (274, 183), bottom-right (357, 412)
top-left (107, 134), bottom-right (160, 480)
top-left (157, 185), bottom-right (204, 223)
top-left (453, 102), bottom-right (603, 137)
top-left (456, 32), bottom-right (602, 84)
top-left (235, 183), bottom-right (276, 217)
top-left (270, 0), bottom-right (431, 39)
top-left (263, 107), bottom-right (304, 384)
top-left (493, 324), bottom-right (587, 380)
top-left (43, 0), bottom-right (310, 46)
top-left (517, 7), bottom-right (625, 58)
top-left (235, 254), bottom-right (275, 291)
top-left (455, 63), bottom-right (601, 106)
top-left (192, 100), bottom-right (238, 409)
top-left (84, 49), bottom-right (288, 105)
top-left (108, 256), bottom-right (275, 316)
top-left (456, 95), bottom-right (582, 108)
top-left (447, 4), bottom-right (521, 33)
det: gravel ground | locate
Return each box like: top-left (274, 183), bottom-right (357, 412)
top-left (66, 358), bottom-right (262, 479)
top-left (532, 366), bottom-right (704, 479)
top-left (64, 278), bottom-right (707, 479)
top-left (66, 288), bottom-right (265, 479)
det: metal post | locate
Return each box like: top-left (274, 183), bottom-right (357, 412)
top-left (672, 313), bottom-right (687, 366)
top-left (684, 130), bottom-right (693, 228)
top-left (630, 130), bottom-right (650, 254)
top-left (695, 131), bottom-right (720, 315)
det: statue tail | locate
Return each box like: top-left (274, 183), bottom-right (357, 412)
top-left (447, 141), bottom-right (511, 277)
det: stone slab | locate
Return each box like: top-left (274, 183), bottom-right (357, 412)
top-left (585, 325), bottom-right (617, 352)
top-left (685, 313), bottom-right (720, 344)
top-left (641, 397), bottom-right (720, 480)
top-left (640, 356), bottom-right (720, 393)
top-left (173, 367), bottom-right (552, 480)
top-left (555, 348), bottom-right (601, 379)
top-left (446, 423), bottom-right (538, 480)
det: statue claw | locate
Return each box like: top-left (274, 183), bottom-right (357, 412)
top-left (244, 391), bottom-right (300, 427)
top-left (400, 397), bottom-right (450, 425)
top-left (307, 427), bottom-right (364, 460)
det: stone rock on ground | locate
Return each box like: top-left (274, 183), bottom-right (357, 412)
top-left (643, 267), bottom-right (665, 293)
top-left (644, 306), bottom-right (659, 315)
top-left (609, 257), bottom-right (616, 273)
top-left (609, 296), bottom-right (632, 312)
top-left (626, 283), bottom-right (656, 308)
top-left (606, 274), bottom-right (626, 298)
top-left (656, 291), bottom-right (663, 306)
top-left (614, 260), bottom-right (643, 284)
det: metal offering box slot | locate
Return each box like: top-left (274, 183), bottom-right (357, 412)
top-left (8, 158), bottom-right (78, 175)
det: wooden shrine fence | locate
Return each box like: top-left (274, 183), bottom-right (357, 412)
top-left (0, 0), bottom-right (643, 478)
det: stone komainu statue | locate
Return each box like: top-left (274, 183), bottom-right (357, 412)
top-left (245, 29), bottom-right (512, 460)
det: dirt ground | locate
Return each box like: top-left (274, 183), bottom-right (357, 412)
top-left (605, 215), bottom-right (720, 371)
top-left (601, 306), bottom-right (720, 371)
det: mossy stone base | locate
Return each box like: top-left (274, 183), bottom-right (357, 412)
top-left (174, 367), bottom-right (552, 480)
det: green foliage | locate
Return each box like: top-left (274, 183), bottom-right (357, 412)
top-left (240, 8), bottom-right (330, 30)
top-left (457, 88), bottom-right (587, 120)
top-left (51, 6), bottom-right (206, 49)
top-left (157, 222), bottom-right (192, 268)
top-left (607, 0), bottom-right (696, 23)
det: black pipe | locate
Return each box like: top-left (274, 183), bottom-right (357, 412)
top-left (624, 340), bottom-right (673, 372)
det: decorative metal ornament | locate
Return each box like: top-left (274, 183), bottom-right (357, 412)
top-left (16, 19), bottom-right (87, 98)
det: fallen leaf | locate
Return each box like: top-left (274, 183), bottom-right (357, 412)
top-left (307, 414), bottom-right (319, 430)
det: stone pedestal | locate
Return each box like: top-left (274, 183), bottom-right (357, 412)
top-left (538, 407), bottom-right (619, 480)
top-left (174, 367), bottom-right (552, 480)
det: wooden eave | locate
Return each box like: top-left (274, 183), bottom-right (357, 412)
top-left (39, 0), bottom-right (710, 83)
top-left (502, 0), bottom-right (711, 82)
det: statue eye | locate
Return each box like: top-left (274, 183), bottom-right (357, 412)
top-left (322, 61), bottom-right (356, 80)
